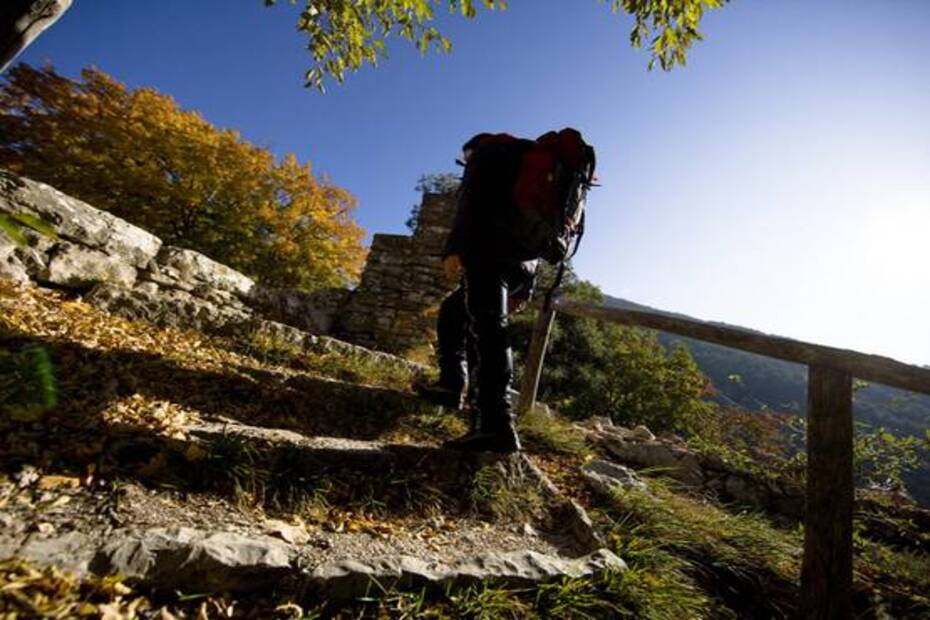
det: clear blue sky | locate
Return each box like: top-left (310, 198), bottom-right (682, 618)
top-left (16, 0), bottom-right (930, 365)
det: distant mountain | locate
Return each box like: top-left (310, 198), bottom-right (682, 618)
top-left (603, 295), bottom-right (930, 504)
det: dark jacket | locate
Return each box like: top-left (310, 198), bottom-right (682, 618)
top-left (443, 139), bottom-right (532, 262)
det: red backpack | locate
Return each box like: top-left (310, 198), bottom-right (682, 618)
top-left (459, 128), bottom-right (596, 264)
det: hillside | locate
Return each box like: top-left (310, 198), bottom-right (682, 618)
top-left (605, 295), bottom-right (930, 505)
top-left (3, 281), bottom-right (929, 618)
top-left (1, 172), bottom-right (928, 617)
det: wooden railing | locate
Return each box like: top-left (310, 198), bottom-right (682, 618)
top-left (517, 296), bottom-right (930, 620)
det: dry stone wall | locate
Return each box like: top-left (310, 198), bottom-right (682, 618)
top-left (1, 169), bottom-right (455, 362)
top-left (334, 192), bottom-right (458, 356)
top-left (0, 169), bottom-right (420, 372)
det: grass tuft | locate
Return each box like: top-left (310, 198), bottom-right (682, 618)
top-left (517, 404), bottom-right (589, 456)
top-left (470, 462), bottom-right (547, 523)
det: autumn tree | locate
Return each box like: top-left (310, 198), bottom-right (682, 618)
top-left (0, 63), bottom-right (366, 289)
top-left (267, 0), bottom-right (729, 89)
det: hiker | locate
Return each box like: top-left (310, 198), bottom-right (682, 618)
top-left (419, 129), bottom-right (596, 453)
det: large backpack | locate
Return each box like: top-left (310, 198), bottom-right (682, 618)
top-left (459, 128), bottom-right (596, 265)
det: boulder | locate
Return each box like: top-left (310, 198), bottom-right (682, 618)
top-left (630, 425), bottom-right (656, 441)
top-left (601, 438), bottom-right (704, 487)
top-left (247, 284), bottom-right (351, 334)
top-left (0, 170), bottom-right (161, 268)
top-left (0, 232), bottom-right (29, 283)
top-left (18, 531), bottom-right (97, 575)
top-left (92, 527), bottom-right (293, 592)
top-left (582, 460), bottom-right (648, 496)
top-left (152, 246), bottom-right (254, 298)
top-left (86, 282), bottom-right (251, 332)
top-left (10, 229), bottom-right (54, 279)
top-left (102, 217), bottom-right (163, 269)
top-left (41, 242), bottom-right (137, 288)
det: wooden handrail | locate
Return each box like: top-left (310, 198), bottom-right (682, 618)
top-left (553, 297), bottom-right (930, 396)
top-left (518, 295), bottom-right (930, 619)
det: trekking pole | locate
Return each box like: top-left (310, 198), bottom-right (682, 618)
top-left (517, 269), bottom-right (561, 417)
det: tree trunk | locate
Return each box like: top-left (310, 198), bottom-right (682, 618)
top-left (1, 0), bottom-right (72, 73)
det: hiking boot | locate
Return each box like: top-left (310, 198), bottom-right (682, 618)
top-left (442, 427), bottom-right (521, 454)
top-left (414, 379), bottom-right (465, 410)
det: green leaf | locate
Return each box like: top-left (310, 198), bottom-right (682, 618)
top-left (0, 214), bottom-right (27, 246)
top-left (10, 212), bottom-right (58, 239)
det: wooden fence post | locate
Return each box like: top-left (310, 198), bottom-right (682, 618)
top-left (516, 305), bottom-right (556, 416)
top-left (801, 365), bottom-right (854, 619)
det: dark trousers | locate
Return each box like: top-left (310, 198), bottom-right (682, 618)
top-left (437, 259), bottom-right (514, 431)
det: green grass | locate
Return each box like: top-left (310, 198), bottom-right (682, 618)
top-left (235, 324), bottom-right (422, 391)
top-left (470, 463), bottom-right (547, 523)
top-left (856, 541), bottom-right (930, 616)
top-left (389, 405), bottom-right (469, 443)
top-left (301, 347), bottom-right (419, 390)
top-left (517, 404), bottom-right (589, 456)
top-left (598, 479), bottom-right (801, 618)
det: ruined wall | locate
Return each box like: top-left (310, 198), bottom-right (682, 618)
top-left (0, 170), bottom-right (366, 356)
top-left (334, 193), bottom-right (458, 356)
top-left (1, 169), bottom-right (457, 361)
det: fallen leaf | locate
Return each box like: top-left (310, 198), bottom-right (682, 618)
top-left (77, 601), bottom-right (98, 616)
top-left (48, 495), bottom-right (71, 509)
top-left (264, 519), bottom-right (309, 545)
top-left (37, 522), bottom-right (56, 535)
top-left (184, 444), bottom-right (208, 462)
top-left (37, 475), bottom-right (81, 490)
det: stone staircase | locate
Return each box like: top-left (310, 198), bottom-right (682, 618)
top-left (0, 169), bottom-right (626, 601)
top-left (4, 386), bottom-right (620, 600)
top-left (0, 285), bottom-right (623, 602)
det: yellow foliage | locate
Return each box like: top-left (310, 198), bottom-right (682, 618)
top-left (0, 64), bottom-right (366, 289)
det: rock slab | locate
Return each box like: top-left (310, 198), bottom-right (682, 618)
top-left (582, 459), bottom-right (648, 495)
top-left (92, 527), bottom-right (293, 592)
top-left (308, 548), bottom-right (627, 599)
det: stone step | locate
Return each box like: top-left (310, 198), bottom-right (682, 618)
top-left (3, 418), bottom-right (618, 600)
top-left (216, 365), bottom-right (445, 441)
top-left (108, 418), bottom-right (575, 525)
top-left (306, 547), bottom-right (626, 600)
top-left (1, 325), bottom-right (440, 441)
top-left (10, 525), bottom-right (625, 600)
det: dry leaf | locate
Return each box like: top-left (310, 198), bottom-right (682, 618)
top-left (184, 443), bottom-right (208, 462)
top-left (37, 475), bottom-right (81, 490)
top-left (37, 522), bottom-right (56, 535)
top-left (77, 601), bottom-right (98, 616)
top-left (264, 519), bottom-right (309, 545)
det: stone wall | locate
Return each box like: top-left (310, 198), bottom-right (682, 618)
top-left (334, 192), bottom-right (458, 356)
top-left (1, 169), bottom-right (456, 361)
top-left (0, 169), bottom-right (423, 374)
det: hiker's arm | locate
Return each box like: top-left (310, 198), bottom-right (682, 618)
top-left (442, 254), bottom-right (462, 281)
top-left (507, 260), bottom-right (538, 313)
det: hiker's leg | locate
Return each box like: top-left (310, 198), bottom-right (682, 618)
top-left (436, 286), bottom-right (469, 395)
top-left (451, 260), bottom-right (519, 452)
top-left (417, 286), bottom-right (468, 409)
top-left (466, 263), bottom-right (513, 423)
